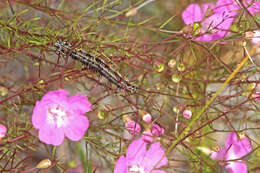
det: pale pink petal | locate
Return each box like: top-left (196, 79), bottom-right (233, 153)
top-left (32, 101), bottom-right (48, 129)
top-left (38, 124), bottom-right (65, 146)
top-left (114, 156), bottom-right (127, 173)
top-left (142, 142), bottom-right (168, 171)
top-left (68, 94), bottom-right (92, 114)
top-left (126, 138), bottom-right (147, 165)
top-left (226, 161), bottom-right (248, 173)
top-left (182, 4), bottom-right (203, 25)
top-left (64, 115), bottom-right (89, 141)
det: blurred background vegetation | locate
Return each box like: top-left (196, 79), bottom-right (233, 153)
top-left (0, 0), bottom-right (260, 172)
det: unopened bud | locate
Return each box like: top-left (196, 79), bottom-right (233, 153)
top-left (139, 110), bottom-right (152, 123)
top-left (151, 123), bottom-right (164, 137)
top-left (183, 110), bottom-right (192, 119)
top-left (36, 159), bottom-right (52, 169)
top-left (125, 120), bottom-right (141, 135)
top-left (125, 8), bottom-right (138, 17)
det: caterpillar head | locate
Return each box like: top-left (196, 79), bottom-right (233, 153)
top-left (54, 40), bottom-right (72, 55)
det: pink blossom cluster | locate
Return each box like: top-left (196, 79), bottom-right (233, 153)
top-left (30, 89), bottom-right (254, 173)
top-left (124, 111), bottom-right (165, 143)
top-left (182, 0), bottom-right (260, 41)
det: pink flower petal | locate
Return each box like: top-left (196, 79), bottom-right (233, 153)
top-left (38, 123), bottom-right (65, 146)
top-left (142, 142), bottom-right (168, 171)
top-left (114, 156), bottom-right (127, 173)
top-left (126, 138), bottom-right (147, 165)
top-left (201, 3), bottom-right (215, 15)
top-left (211, 132), bottom-right (251, 173)
top-left (67, 94), bottom-right (92, 114)
top-left (210, 148), bottom-right (226, 160)
top-left (32, 101), bottom-right (48, 129)
top-left (41, 89), bottom-right (68, 103)
top-left (114, 138), bottom-right (168, 172)
top-left (196, 11), bottom-right (234, 41)
top-left (244, 0), bottom-right (260, 14)
top-left (225, 133), bottom-right (252, 159)
top-left (216, 0), bottom-right (240, 17)
top-left (226, 160), bottom-right (248, 173)
top-left (64, 115), bottom-right (89, 141)
top-left (182, 4), bottom-right (203, 25)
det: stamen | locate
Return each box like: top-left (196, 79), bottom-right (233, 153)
top-left (46, 105), bottom-right (68, 128)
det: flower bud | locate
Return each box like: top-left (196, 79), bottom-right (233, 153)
top-left (125, 8), bottom-right (138, 17)
top-left (168, 59), bottom-right (176, 68)
top-left (36, 159), bottom-right (52, 169)
top-left (183, 110), bottom-right (192, 119)
top-left (139, 110), bottom-right (152, 123)
top-left (125, 120), bottom-right (141, 135)
top-left (151, 123), bottom-right (164, 137)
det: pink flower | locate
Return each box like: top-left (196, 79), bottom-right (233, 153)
top-left (0, 124), bottom-right (7, 138)
top-left (182, 3), bottom-right (235, 41)
top-left (182, 0), bottom-right (260, 42)
top-left (151, 123), bottom-right (164, 137)
top-left (114, 138), bottom-right (168, 173)
top-left (32, 89), bottom-right (91, 146)
top-left (210, 132), bottom-right (252, 173)
top-left (183, 110), bottom-right (192, 119)
top-left (217, 0), bottom-right (260, 15)
top-left (125, 120), bottom-right (141, 135)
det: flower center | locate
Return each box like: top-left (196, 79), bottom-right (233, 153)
top-left (46, 105), bottom-right (68, 128)
top-left (128, 165), bottom-right (145, 173)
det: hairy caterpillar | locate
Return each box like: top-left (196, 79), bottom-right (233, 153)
top-left (54, 40), bottom-right (137, 93)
